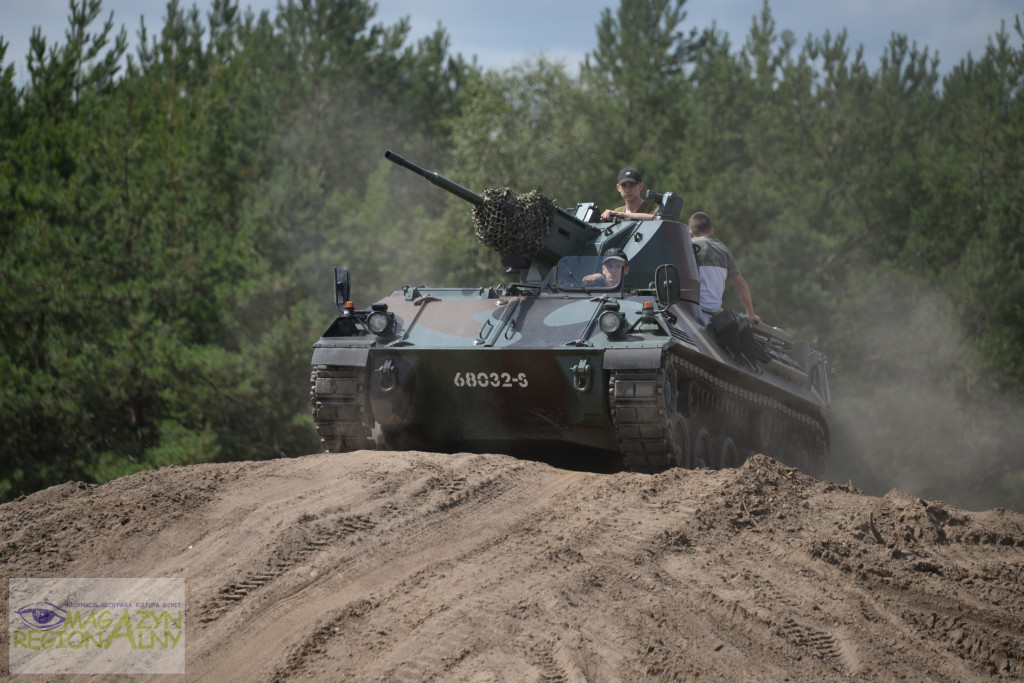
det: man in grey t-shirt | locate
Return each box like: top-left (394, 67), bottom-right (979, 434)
top-left (688, 212), bottom-right (761, 325)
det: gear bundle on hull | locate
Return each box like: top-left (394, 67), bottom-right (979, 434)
top-left (472, 188), bottom-right (554, 256)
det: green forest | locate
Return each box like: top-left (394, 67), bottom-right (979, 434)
top-left (2, 0), bottom-right (1023, 512)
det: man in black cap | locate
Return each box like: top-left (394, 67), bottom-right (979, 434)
top-left (600, 167), bottom-right (659, 221)
top-left (582, 247), bottom-right (630, 287)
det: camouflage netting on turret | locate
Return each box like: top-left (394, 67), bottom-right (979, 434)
top-left (473, 188), bottom-right (555, 256)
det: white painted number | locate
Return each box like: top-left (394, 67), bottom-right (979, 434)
top-left (453, 371), bottom-right (528, 388)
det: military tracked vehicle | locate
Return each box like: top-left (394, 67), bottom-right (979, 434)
top-left (309, 151), bottom-right (831, 474)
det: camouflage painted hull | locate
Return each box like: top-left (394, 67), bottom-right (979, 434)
top-left (311, 285), bottom-right (830, 474)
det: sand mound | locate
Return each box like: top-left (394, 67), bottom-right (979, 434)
top-left (3, 451), bottom-right (1023, 680)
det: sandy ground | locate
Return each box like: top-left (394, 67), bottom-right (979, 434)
top-left (2, 450), bottom-right (1023, 681)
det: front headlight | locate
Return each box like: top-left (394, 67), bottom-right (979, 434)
top-left (599, 310), bottom-right (625, 336)
top-left (367, 310), bottom-right (393, 335)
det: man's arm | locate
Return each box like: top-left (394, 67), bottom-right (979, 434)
top-left (731, 274), bottom-right (761, 325)
top-left (601, 198), bottom-right (658, 221)
top-left (600, 208), bottom-right (655, 220)
top-left (598, 208), bottom-right (655, 219)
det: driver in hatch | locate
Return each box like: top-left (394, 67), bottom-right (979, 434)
top-left (582, 248), bottom-right (630, 287)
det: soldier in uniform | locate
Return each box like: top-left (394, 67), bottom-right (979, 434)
top-left (600, 167), bottom-right (659, 221)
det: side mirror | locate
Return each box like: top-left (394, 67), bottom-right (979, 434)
top-left (655, 264), bottom-right (681, 306)
top-left (334, 267), bottom-right (351, 312)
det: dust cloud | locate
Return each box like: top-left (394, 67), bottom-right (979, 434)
top-left (826, 273), bottom-right (1024, 512)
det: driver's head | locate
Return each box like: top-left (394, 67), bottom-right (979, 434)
top-left (601, 248), bottom-right (629, 285)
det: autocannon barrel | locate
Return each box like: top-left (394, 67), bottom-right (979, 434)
top-left (384, 150), bottom-right (482, 206)
top-left (385, 150), bottom-right (600, 273)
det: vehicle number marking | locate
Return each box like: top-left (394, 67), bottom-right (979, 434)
top-left (453, 371), bottom-right (528, 388)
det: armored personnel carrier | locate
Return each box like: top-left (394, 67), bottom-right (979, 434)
top-left (309, 152), bottom-right (831, 474)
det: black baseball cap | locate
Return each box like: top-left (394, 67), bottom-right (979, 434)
top-left (617, 167), bottom-right (642, 185)
top-left (603, 247), bottom-right (628, 263)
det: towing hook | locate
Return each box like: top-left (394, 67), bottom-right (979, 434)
top-left (378, 359), bottom-right (396, 392)
top-left (572, 359), bottom-right (592, 392)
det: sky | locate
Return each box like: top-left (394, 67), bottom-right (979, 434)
top-left (1, 0), bottom-right (1021, 85)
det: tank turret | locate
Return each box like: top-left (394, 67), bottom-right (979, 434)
top-left (387, 150), bottom-right (604, 277)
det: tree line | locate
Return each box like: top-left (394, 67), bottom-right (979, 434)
top-left (2, 0), bottom-right (1022, 512)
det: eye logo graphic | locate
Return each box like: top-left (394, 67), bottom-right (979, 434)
top-left (15, 602), bottom-right (67, 631)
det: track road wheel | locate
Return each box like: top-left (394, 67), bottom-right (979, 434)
top-left (690, 428), bottom-right (714, 469)
top-left (751, 410), bottom-right (772, 453)
top-left (715, 436), bottom-right (740, 469)
top-left (798, 432), bottom-right (828, 478)
top-left (790, 442), bottom-right (812, 473)
top-left (808, 439), bottom-right (828, 479)
top-left (678, 379), bottom-right (699, 418)
top-left (667, 414), bottom-right (690, 469)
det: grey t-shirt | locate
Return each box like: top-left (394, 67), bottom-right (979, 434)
top-left (691, 235), bottom-right (738, 312)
